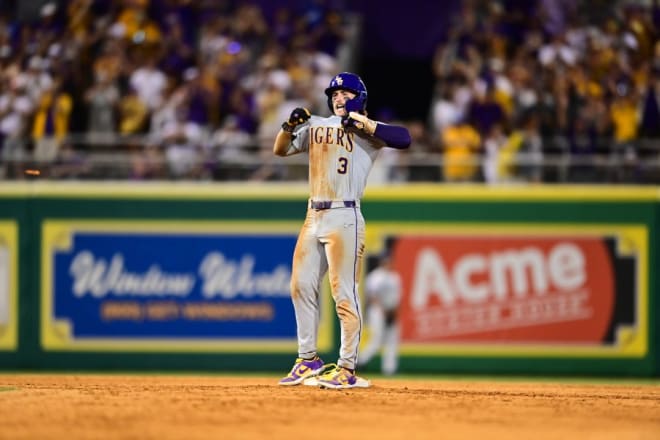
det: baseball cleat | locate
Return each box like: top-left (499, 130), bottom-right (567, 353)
top-left (278, 357), bottom-right (325, 386)
top-left (316, 366), bottom-right (371, 389)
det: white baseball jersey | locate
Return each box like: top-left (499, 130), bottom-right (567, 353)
top-left (282, 114), bottom-right (386, 371)
top-left (365, 267), bottom-right (402, 311)
top-left (284, 115), bottom-right (385, 201)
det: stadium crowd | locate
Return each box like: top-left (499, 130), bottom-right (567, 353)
top-left (0, 0), bottom-right (658, 183)
top-left (426, 0), bottom-right (660, 184)
top-left (0, 0), bottom-right (353, 180)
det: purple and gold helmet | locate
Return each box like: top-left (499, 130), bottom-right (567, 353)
top-left (324, 72), bottom-right (368, 113)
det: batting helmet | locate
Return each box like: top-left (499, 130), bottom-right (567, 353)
top-left (324, 72), bottom-right (368, 113)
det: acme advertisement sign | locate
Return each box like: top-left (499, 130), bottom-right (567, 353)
top-left (367, 224), bottom-right (648, 358)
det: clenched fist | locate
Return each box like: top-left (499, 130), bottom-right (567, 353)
top-left (282, 107), bottom-right (311, 132)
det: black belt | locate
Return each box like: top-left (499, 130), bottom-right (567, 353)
top-left (310, 200), bottom-right (357, 210)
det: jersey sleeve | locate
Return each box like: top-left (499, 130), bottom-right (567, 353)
top-left (283, 114), bottom-right (327, 155)
top-left (285, 123), bottom-right (310, 155)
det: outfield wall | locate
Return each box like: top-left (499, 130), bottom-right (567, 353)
top-left (0, 182), bottom-right (658, 376)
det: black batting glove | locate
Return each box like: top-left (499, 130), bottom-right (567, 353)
top-left (282, 107), bottom-right (311, 133)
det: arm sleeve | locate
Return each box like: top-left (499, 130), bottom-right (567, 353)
top-left (276, 124), bottom-right (310, 156)
top-left (373, 123), bottom-right (411, 149)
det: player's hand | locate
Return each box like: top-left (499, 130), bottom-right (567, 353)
top-left (340, 98), bottom-right (365, 128)
top-left (281, 107), bottom-right (311, 133)
top-left (343, 111), bottom-right (377, 135)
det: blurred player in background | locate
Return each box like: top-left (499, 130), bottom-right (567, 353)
top-left (274, 72), bottom-right (411, 389)
top-left (357, 253), bottom-right (402, 376)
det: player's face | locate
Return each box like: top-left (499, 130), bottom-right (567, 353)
top-left (331, 89), bottom-right (357, 116)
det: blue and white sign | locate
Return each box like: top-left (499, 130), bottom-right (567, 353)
top-left (48, 229), bottom-right (298, 342)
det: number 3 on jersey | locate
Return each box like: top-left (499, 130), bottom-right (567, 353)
top-left (337, 157), bottom-right (348, 174)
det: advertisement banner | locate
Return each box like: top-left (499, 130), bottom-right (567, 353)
top-left (41, 221), bottom-right (332, 352)
top-left (365, 224), bottom-right (648, 358)
top-left (0, 221), bottom-right (18, 351)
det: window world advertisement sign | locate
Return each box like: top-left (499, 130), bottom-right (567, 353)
top-left (40, 221), bottom-right (331, 352)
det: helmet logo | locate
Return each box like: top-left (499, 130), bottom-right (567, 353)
top-left (334, 75), bottom-right (343, 86)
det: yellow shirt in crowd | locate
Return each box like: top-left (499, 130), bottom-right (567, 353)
top-left (441, 123), bottom-right (482, 181)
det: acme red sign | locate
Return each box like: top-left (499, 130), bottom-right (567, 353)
top-left (392, 236), bottom-right (615, 343)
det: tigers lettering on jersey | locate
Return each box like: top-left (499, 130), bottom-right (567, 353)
top-left (310, 126), bottom-right (355, 152)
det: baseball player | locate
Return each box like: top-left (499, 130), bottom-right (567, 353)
top-left (357, 254), bottom-right (402, 376)
top-left (275, 72), bottom-right (411, 389)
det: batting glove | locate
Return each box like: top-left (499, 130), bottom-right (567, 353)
top-left (344, 111), bottom-right (377, 135)
top-left (282, 107), bottom-right (311, 133)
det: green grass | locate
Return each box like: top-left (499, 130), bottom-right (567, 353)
top-left (0, 386), bottom-right (16, 392)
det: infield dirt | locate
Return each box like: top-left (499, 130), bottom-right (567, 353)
top-left (1, 374), bottom-right (658, 439)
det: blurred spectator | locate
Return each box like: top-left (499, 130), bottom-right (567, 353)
top-left (32, 78), bottom-right (73, 164)
top-left (609, 82), bottom-right (640, 181)
top-left (92, 39), bottom-right (127, 88)
top-left (159, 106), bottom-right (205, 179)
top-left (119, 86), bottom-right (149, 135)
top-left (567, 112), bottom-right (599, 182)
top-left (209, 115), bottom-right (254, 180)
top-left (232, 3), bottom-right (269, 63)
top-left (537, 0), bottom-right (577, 36)
top-left (0, 73), bottom-right (33, 178)
top-left (253, 79), bottom-right (286, 179)
top-left (405, 120), bottom-right (441, 182)
top-left (482, 122), bottom-right (509, 184)
top-left (21, 56), bottom-right (54, 104)
top-left (226, 84), bottom-right (258, 136)
top-left (66, 0), bottom-right (95, 43)
top-left (197, 16), bottom-right (231, 67)
top-left (639, 66), bottom-right (660, 139)
top-left (159, 14), bottom-right (195, 78)
top-left (311, 10), bottom-right (346, 57)
top-left (272, 7), bottom-right (294, 48)
top-left (507, 59), bottom-right (539, 124)
top-left (153, 0), bottom-right (199, 48)
top-left (467, 82), bottom-right (506, 139)
top-left (115, 0), bottom-right (162, 46)
top-left (129, 55), bottom-right (168, 111)
top-left (33, 2), bottom-right (66, 44)
top-left (85, 67), bottom-right (120, 137)
top-left (538, 32), bottom-right (579, 67)
top-left (441, 117), bottom-right (482, 182)
top-left (516, 113), bottom-right (544, 183)
top-left (182, 67), bottom-right (213, 127)
top-left (430, 80), bottom-right (465, 141)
